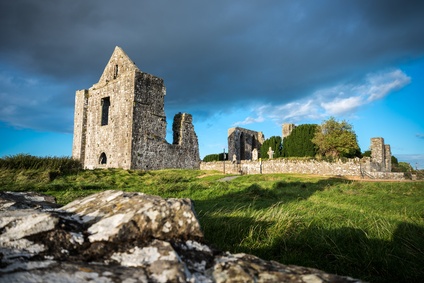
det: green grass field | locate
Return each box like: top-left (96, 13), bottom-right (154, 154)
top-left (1, 165), bottom-right (423, 282)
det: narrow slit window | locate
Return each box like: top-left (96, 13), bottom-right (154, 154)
top-left (101, 97), bottom-right (110, 126)
top-left (113, 64), bottom-right (118, 79)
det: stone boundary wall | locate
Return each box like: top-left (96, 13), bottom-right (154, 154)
top-left (200, 159), bottom-right (405, 180)
top-left (365, 171), bottom-right (404, 180)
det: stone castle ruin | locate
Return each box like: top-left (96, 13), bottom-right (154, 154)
top-left (228, 127), bottom-right (265, 162)
top-left (202, 124), bottom-right (403, 179)
top-left (72, 46), bottom-right (199, 170)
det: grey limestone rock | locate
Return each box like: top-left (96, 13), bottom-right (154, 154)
top-left (0, 190), bottom-right (364, 282)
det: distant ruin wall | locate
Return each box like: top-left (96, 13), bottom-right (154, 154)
top-left (228, 127), bottom-right (264, 162)
top-left (282, 123), bottom-right (296, 138)
top-left (200, 159), bottom-right (404, 180)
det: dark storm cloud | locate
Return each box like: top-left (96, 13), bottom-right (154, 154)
top-left (0, 0), bottom-right (423, 132)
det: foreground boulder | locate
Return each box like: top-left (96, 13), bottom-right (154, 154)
top-left (0, 190), bottom-right (363, 282)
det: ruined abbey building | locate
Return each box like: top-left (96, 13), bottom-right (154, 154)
top-left (228, 127), bottom-right (265, 162)
top-left (72, 46), bottom-right (200, 170)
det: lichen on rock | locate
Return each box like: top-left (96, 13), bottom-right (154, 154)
top-left (0, 190), bottom-right (364, 282)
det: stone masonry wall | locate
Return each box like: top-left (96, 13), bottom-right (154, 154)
top-left (77, 62), bottom-right (135, 170)
top-left (385, 144), bottom-right (392, 172)
top-left (201, 159), bottom-right (362, 176)
top-left (200, 159), bottom-right (405, 180)
top-left (172, 113), bottom-right (200, 168)
top-left (72, 89), bottom-right (88, 163)
top-left (131, 112), bottom-right (200, 170)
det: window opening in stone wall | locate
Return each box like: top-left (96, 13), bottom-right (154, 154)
top-left (252, 136), bottom-right (257, 151)
top-left (113, 64), bottom-right (118, 79)
top-left (99, 152), bottom-right (107, 164)
top-left (240, 133), bottom-right (245, 160)
top-left (101, 97), bottom-right (110, 126)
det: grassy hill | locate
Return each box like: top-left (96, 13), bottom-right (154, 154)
top-left (0, 156), bottom-right (423, 282)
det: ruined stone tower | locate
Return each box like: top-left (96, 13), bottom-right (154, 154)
top-left (370, 137), bottom-right (391, 172)
top-left (72, 46), bottom-right (199, 170)
top-left (282, 123), bottom-right (296, 138)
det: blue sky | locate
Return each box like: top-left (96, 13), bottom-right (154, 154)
top-left (1, 1), bottom-right (423, 168)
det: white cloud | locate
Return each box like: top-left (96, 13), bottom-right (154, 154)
top-left (316, 69), bottom-right (410, 115)
top-left (232, 105), bottom-right (270, 126)
top-left (320, 96), bottom-right (363, 115)
top-left (365, 69), bottom-right (411, 101)
top-left (233, 68), bottom-right (411, 126)
top-left (274, 100), bottom-right (321, 121)
top-left (232, 115), bottom-right (264, 126)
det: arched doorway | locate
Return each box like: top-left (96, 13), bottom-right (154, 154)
top-left (99, 152), bottom-right (107, 165)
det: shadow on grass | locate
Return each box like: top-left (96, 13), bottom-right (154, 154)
top-left (248, 222), bottom-right (424, 283)
top-left (198, 215), bottom-right (273, 253)
top-left (194, 177), bottom-right (423, 282)
top-left (196, 177), bottom-right (348, 210)
top-left (193, 177), bottom-right (349, 253)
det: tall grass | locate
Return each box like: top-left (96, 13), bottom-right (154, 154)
top-left (0, 154), bottom-right (81, 172)
top-left (0, 162), bottom-right (423, 282)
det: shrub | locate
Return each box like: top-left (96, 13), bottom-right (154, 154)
top-left (282, 124), bottom-right (318, 157)
top-left (203, 153), bottom-right (228, 162)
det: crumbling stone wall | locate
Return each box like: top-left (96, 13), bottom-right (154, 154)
top-left (131, 112), bottom-right (199, 170)
top-left (228, 127), bottom-right (264, 162)
top-left (72, 46), bottom-right (199, 170)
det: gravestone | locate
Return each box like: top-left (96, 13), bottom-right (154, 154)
top-left (252, 148), bottom-right (258, 161)
top-left (267, 147), bottom-right (274, 159)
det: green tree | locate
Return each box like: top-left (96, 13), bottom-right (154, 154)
top-left (260, 136), bottom-right (283, 158)
top-left (362, 150), bottom-right (371, 157)
top-left (396, 162), bottom-right (413, 172)
top-left (312, 117), bottom-right (360, 158)
top-left (391, 155), bottom-right (399, 166)
top-left (282, 124), bottom-right (318, 157)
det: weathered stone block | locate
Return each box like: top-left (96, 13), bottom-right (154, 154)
top-left (0, 191), bottom-right (364, 282)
